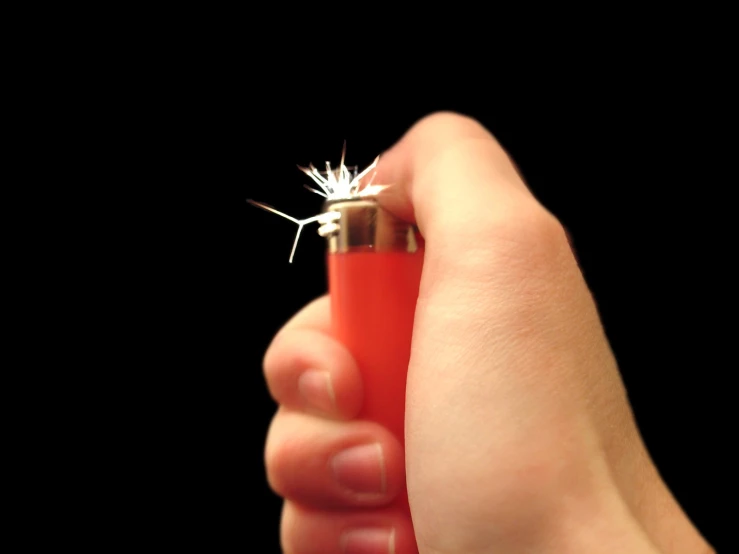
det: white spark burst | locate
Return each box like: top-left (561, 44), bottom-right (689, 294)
top-left (247, 145), bottom-right (385, 262)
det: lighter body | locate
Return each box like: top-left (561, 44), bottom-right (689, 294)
top-left (320, 198), bottom-right (424, 511)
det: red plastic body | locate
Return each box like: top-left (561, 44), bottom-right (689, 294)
top-left (328, 249), bottom-right (424, 510)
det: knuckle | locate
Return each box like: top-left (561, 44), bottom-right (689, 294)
top-left (279, 502), bottom-right (298, 554)
top-left (487, 205), bottom-right (573, 311)
top-left (497, 202), bottom-right (569, 268)
top-left (431, 199), bottom-right (569, 277)
top-left (420, 200), bottom-right (574, 322)
top-left (261, 344), bottom-right (282, 403)
top-left (263, 413), bottom-right (290, 497)
top-left (262, 330), bottom-right (286, 379)
top-left (484, 201), bottom-right (569, 277)
top-left (261, 329), bottom-right (305, 402)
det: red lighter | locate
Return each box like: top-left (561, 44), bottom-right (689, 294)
top-left (318, 198), bottom-right (424, 511)
top-left (248, 154), bottom-right (424, 512)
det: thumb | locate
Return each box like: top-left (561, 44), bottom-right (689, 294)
top-left (375, 111), bottom-right (534, 247)
top-left (375, 112), bottom-right (631, 551)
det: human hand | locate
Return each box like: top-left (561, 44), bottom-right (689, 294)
top-left (263, 113), bottom-right (713, 553)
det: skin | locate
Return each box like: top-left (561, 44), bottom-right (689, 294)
top-left (262, 112), bottom-right (714, 554)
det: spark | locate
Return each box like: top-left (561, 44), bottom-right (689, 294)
top-left (246, 200), bottom-right (326, 263)
top-left (298, 153), bottom-right (379, 200)
top-left (247, 147), bottom-right (384, 262)
top-left (303, 184), bottom-right (327, 198)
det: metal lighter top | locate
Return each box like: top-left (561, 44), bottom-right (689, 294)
top-left (317, 198), bottom-right (423, 254)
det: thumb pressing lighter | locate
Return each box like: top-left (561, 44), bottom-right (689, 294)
top-left (248, 151), bottom-right (424, 511)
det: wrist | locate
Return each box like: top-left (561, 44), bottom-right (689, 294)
top-left (554, 482), bottom-right (660, 554)
top-left (548, 468), bottom-right (712, 554)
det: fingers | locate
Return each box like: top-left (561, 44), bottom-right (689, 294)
top-left (280, 502), bottom-right (417, 554)
top-left (264, 295), bottom-right (363, 419)
top-left (264, 327), bottom-right (363, 419)
top-left (265, 409), bottom-right (405, 510)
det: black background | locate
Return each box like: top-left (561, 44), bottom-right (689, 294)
top-left (25, 14), bottom-right (731, 552)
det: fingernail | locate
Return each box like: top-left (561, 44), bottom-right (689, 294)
top-left (331, 443), bottom-right (386, 495)
top-left (297, 370), bottom-right (336, 413)
top-left (341, 528), bottom-right (395, 554)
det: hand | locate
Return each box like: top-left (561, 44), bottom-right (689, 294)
top-left (262, 113), bottom-right (713, 553)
